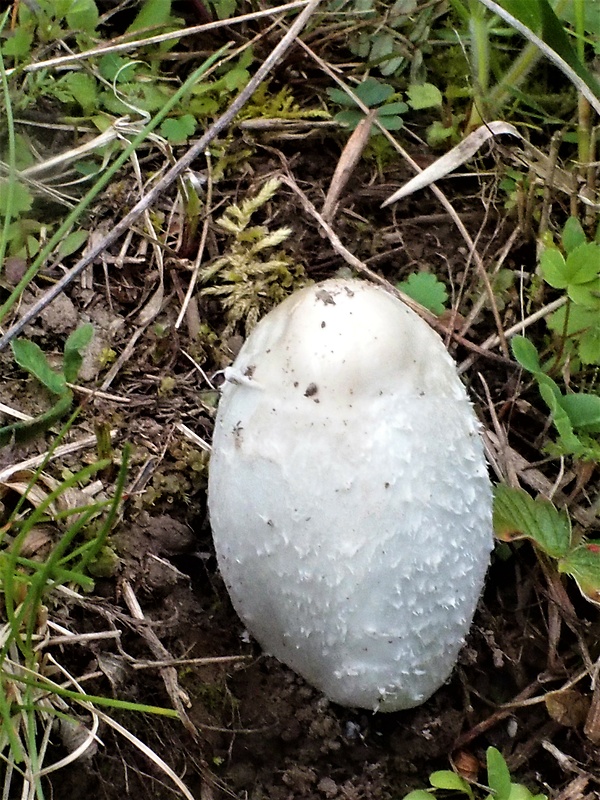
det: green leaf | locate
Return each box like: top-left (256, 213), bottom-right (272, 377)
top-left (98, 54), bottom-right (137, 83)
top-left (127, 0), bottom-right (174, 33)
top-left (498, 0), bottom-right (541, 31)
top-left (328, 78), bottom-right (395, 109)
top-left (561, 216), bottom-right (586, 254)
top-left (0, 180), bottom-right (33, 218)
top-left (63, 324), bottom-right (94, 383)
top-left (400, 792), bottom-right (432, 800)
top-left (558, 543), bottom-right (600, 606)
top-left (377, 101), bottom-right (408, 116)
top-left (66, 0), bottom-right (100, 33)
top-left (547, 304), bottom-right (599, 338)
top-left (538, 382), bottom-right (584, 453)
top-left (375, 113), bottom-right (404, 131)
top-left (57, 72), bottom-right (98, 115)
top-left (579, 325), bottom-right (600, 365)
top-left (511, 335), bottom-right (541, 373)
top-left (355, 77), bottom-right (395, 106)
top-left (334, 109), bottom-right (365, 129)
top-left (567, 277), bottom-right (600, 309)
top-left (327, 87), bottom-right (357, 106)
top-left (407, 82), bottom-right (443, 109)
top-left (486, 747), bottom-right (512, 800)
top-left (58, 230), bottom-right (89, 259)
top-left (539, 248), bottom-right (567, 288)
top-left (11, 340), bottom-right (66, 395)
top-left (558, 393), bottom-right (600, 433)
top-left (508, 787), bottom-right (540, 800)
top-left (564, 243), bottom-right (600, 285)
top-left (1, 28), bottom-right (33, 58)
top-left (160, 114), bottom-right (197, 145)
top-left (430, 770), bottom-right (472, 793)
top-left (493, 485), bottom-right (571, 558)
top-left (397, 273), bottom-right (448, 315)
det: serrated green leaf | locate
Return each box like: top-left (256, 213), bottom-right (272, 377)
top-left (486, 747), bottom-right (512, 800)
top-left (546, 304), bottom-right (598, 337)
top-left (567, 278), bottom-right (600, 309)
top-left (558, 543), bottom-right (600, 606)
top-left (11, 340), bottom-right (66, 395)
top-left (561, 216), bottom-right (586, 254)
top-left (539, 248), bottom-right (568, 288)
top-left (56, 72), bottom-right (98, 115)
top-left (0, 180), bottom-right (33, 218)
top-left (579, 326), bottom-right (600, 365)
top-left (397, 272), bottom-right (448, 314)
top-left (511, 335), bottom-right (541, 373)
top-left (1, 28), bottom-right (33, 58)
top-left (377, 101), bottom-right (408, 116)
top-left (63, 324), bottom-right (94, 384)
top-left (160, 114), bottom-right (197, 145)
top-left (493, 485), bottom-right (571, 558)
top-left (407, 82), bottom-right (443, 109)
top-left (564, 243), bottom-right (600, 284)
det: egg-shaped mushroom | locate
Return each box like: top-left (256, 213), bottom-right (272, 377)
top-left (208, 278), bottom-right (492, 712)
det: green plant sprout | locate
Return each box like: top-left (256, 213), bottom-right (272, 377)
top-left (539, 216), bottom-right (600, 368)
top-left (494, 484), bottom-right (600, 606)
top-left (327, 77), bottom-right (408, 133)
top-left (396, 273), bottom-right (449, 315)
top-left (511, 335), bottom-right (600, 460)
top-left (402, 746), bottom-right (547, 800)
top-left (0, 324), bottom-right (94, 446)
top-left (200, 178), bottom-right (306, 334)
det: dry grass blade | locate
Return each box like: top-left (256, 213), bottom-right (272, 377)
top-left (322, 110), bottom-right (377, 222)
top-left (382, 121), bottom-right (521, 206)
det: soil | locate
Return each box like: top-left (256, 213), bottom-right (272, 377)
top-left (1, 8), bottom-right (599, 800)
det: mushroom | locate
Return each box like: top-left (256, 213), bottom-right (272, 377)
top-left (208, 279), bottom-right (493, 712)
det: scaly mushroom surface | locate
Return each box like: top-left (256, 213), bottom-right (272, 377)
top-left (208, 278), bottom-right (493, 711)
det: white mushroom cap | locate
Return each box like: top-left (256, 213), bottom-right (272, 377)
top-left (208, 279), bottom-right (493, 712)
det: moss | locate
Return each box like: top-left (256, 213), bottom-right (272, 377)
top-left (200, 179), bottom-right (308, 335)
